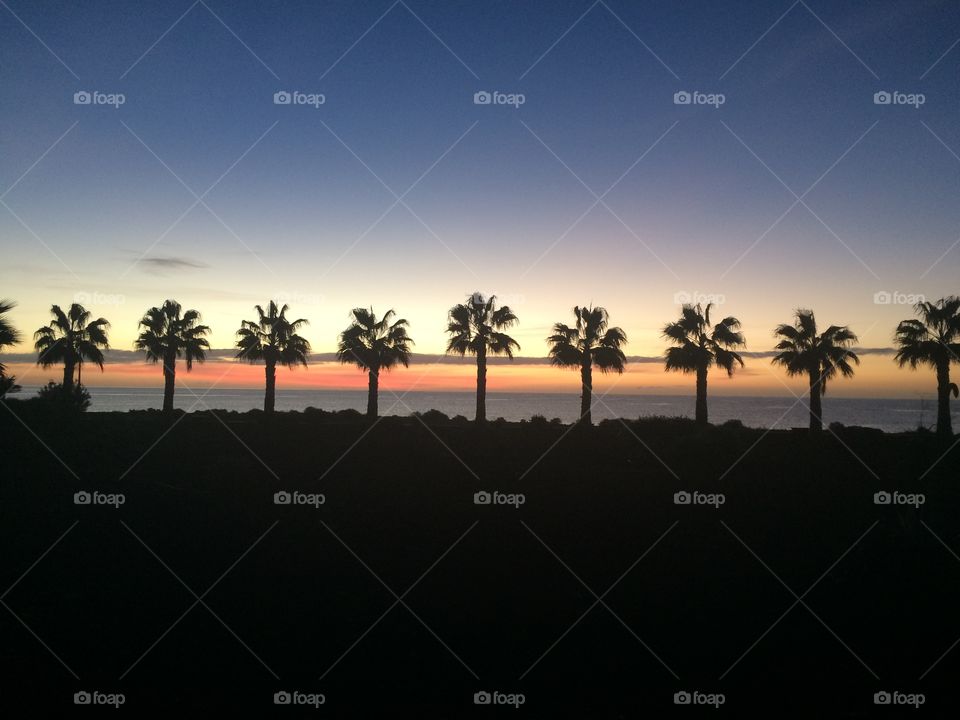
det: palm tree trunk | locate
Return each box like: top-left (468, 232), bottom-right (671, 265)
top-left (936, 361), bottom-right (952, 436)
top-left (367, 369), bottom-right (379, 419)
top-left (695, 364), bottom-right (708, 425)
top-left (808, 368), bottom-right (823, 431)
top-left (63, 359), bottom-right (75, 393)
top-left (580, 359), bottom-right (593, 425)
top-left (264, 361), bottom-right (276, 413)
top-left (476, 348), bottom-right (487, 423)
top-left (162, 353), bottom-right (176, 412)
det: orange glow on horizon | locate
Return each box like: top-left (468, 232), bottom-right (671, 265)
top-left (2, 353), bottom-right (939, 399)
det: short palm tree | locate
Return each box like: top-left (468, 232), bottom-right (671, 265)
top-left (0, 299), bottom-right (19, 353)
top-left (547, 305), bottom-right (627, 425)
top-left (0, 299), bottom-right (21, 397)
top-left (663, 303), bottom-right (745, 425)
top-left (337, 307), bottom-right (414, 418)
top-left (894, 296), bottom-right (960, 436)
top-left (772, 309), bottom-right (859, 431)
top-left (235, 301), bottom-right (310, 413)
top-left (34, 303), bottom-right (110, 391)
top-left (445, 292), bottom-right (520, 422)
top-left (135, 300), bottom-right (211, 412)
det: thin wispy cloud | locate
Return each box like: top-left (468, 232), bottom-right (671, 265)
top-left (139, 257), bottom-right (209, 273)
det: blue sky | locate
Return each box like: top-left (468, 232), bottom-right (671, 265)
top-left (2, 0), bottom-right (960, 394)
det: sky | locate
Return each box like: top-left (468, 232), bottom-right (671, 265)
top-left (2, 0), bottom-right (959, 397)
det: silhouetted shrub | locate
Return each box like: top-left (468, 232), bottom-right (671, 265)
top-left (334, 408), bottom-right (364, 421)
top-left (0, 374), bottom-right (20, 399)
top-left (633, 415), bottom-right (697, 429)
top-left (530, 414), bottom-right (548, 425)
top-left (37, 381), bottom-right (90, 411)
top-left (722, 419), bottom-right (745, 430)
top-left (415, 409), bottom-right (449, 424)
top-left (834, 424), bottom-right (884, 439)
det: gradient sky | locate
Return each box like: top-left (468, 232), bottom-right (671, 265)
top-left (2, 0), bottom-right (959, 397)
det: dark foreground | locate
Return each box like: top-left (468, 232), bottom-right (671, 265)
top-left (2, 403), bottom-right (959, 716)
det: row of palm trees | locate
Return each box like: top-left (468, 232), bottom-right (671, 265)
top-left (1, 293), bottom-right (958, 435)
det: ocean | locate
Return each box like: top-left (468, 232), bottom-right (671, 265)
top-left (16, 386), bottom-right (953, 433)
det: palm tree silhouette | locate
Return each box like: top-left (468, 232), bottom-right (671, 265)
top-left (236, 301), bottom-right (310, 413)
top-left (663, 303), bottom-right (745, 425)
top-left (0, 299), bottom-right (19, 353)
top-left (34, 303), bottom-right (110, 392)
top-left (445, 292), bottom-right (520, 422)
top-left (135, 300), bottom-right (211, 412)
top-left (337, 307), bottom-right (414, 418)
top-left (547, 305), bottom-right (627, 425)
top-left (894, 296), bottom-right (960, 436)
top-left (772, 309), bottom-right (858, 431)
top-left (0, 299), bottom-right (21, 397)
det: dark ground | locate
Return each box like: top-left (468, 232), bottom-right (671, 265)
top-left (2, 402), bottom-right (959, 716)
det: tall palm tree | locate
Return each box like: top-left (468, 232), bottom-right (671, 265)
top-left (135, 300), bottom-right (211, 412)
top-left (34, 303), bottom-right (110, 392)
top-left (547, 305), bottom-right (627, 425)
top-left (772, 309), bottom-right (859, 431)
top-left (0, 299), bottom-right (21, 397)
top-left (337, 307), bottom-right (414, 418)
top-left (235, 301), bottom-right (310, 413)
top-left (445, 292), bottom-right (520, 423)
top-left (663, 303), bottom-right (745, 425)
top-left (894, 296), bottom-right (960, 436)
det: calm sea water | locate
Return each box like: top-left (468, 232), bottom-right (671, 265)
top-left (18, 386), bottom-right (953, 433)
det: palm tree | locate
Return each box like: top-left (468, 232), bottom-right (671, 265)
top-left (0, 299), bottom-right (21, 397)
top-left (894, 296), bottom-right (960, 436)
top-left (547, 305), bottom-right (627, 425)
top-left (34, 303), bottom-right (110, 392)
top-left (0, 299), bottom-right (19, 353)
top-left (663, 303), bottom-right (745, 425)
top-left (235, 301), bottom-right (310, 413)
top-left (445, 292), bottom-right (520, 422)
top-left (772, 309), bottom-right (859, 431)
top-left (135, 300), bottom-right (211, 412)
top-left (337, 307), bottom-right (414, 418)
